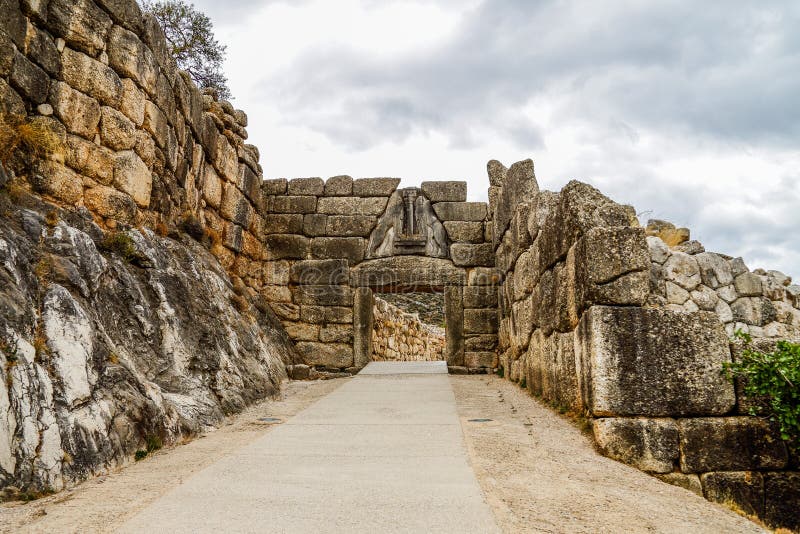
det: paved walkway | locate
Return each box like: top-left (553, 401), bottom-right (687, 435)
top-left (119, 362), bottom-right (499, 533)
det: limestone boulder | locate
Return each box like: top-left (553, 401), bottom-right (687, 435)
top-left (421, 181), bottom-right (467, 202)
top-left (352, 178), bottom-right (400, 196)
top-left (593, 417), bottom-right (679, 473)
top-left (61, 47), bottom-right (122, 107)
top-left (30, 160), bottom-right (83, 204)
top-left (295, 342), bottom-right (353, 368)
top-left (113, 150), bottom-right (152, 208)
top-left (10, 51), bottom-right (49, 104)
top-left (288, 177), bottom-right (324, 196)
top-left (701, 472), bottom-right (764, 518)
top-left (100, 106), bottom-right (136, 151)
top-left (734, 272), bottom-right (763, 297)
top-left (83, 185), bottom-right (137, 224)
top-left (679, 417), bottom-right (788, 473)
top-left (575, 306), bottom-right (736, 417)
top-left (663, 252), bottom-right (701, 291)
top-left (324, 175), bottom-right (353, 196)
top-left (49, 81), bottom-right (101, 139)
top-left (45, 0), bottom-right (112, 56)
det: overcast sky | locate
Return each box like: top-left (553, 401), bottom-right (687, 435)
top-left (192, 0), bottom-right (800, 277)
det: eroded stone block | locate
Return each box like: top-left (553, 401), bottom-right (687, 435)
top-left (593, 417), bottom-right (679, 473)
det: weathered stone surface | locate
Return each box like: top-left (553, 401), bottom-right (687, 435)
top-left (647, 236), bottom-right (670, 264)
top-left (30, 160), bottom-right (83, 204)
top-left (663, 252), bottom-right (701, 291)
top-left (592, 418), bottom-right (679, 473)
top-left (291, 285), bottom-right (353, 307)
top-left (324, 175), bottom-right (353, 196)
top-left (290, 259), bottom-right (349, 285)
top-left (265, 234), bottom-right (310, 260)
top-left (731, 297), bottom-right (776, 326)
top-left (646, 219), bottom-right (690, 247)
top-left (311, 237), bottom-right (365, 265)
top-left (95, 0), bottom-right (145, 33)
top-left (65, 134), bottom-right (114, 184)
top-left (262, 178), bottom-right (287, 195)
top-left (353, 287), bottom-right (374, 368)
top-left (764, 472), bottom-right (800, 531)
top-left (421, 181), bottom-right (467, 202)
top-left (49, 81), bottom-right (101, 138)
top-left (287, 177), bottom-right (324, 196)
top-left (690, 285), bottom-right (719, 311)
top-left (272, 195), bottom-right (317, 214)
top-left (701, 472), bottom-right (764, 518)
top-left (326, 215), bottom-right (375, 237)
top-left (443, 221), bottom-right (484, 243)
top-left (351, 256), bottom-right (465, 289)
top-left (45, 0), bottom-right (112, 55)
top-left (464, 309), bottom-right (498, 334)
top-left (695, 252), bottom-right (734, 288)
top-left (463, 286), bottom-right (498, 309)
top-left (237, 164), bottom-right (261, 205)
top-left (317, 196), bottom-right (388, 216)
top-left (575, 306), bottom-right (736, 416)
top-left (654, 473), bottom-right (703, 496)
top-left (320, 323), bottom-right (354, 344)
top-left (465, 334), bottom-right (498, 351)
top-left (465, 351), bottom-right (495, 368)
top-left (445, 285), bottom-right (464, 366)
top-left (220, 183), bottom-right (253, 227)
top-left (302, 213), bottom-right (327, 237)
top-left (734, 272), bottom-right (763, 297)
top-left (263, 214), bottom-right (303, 235)
top-left (112, 150), bottom-right (152, 208)
top-left (300, 305), bottom-right (352, 324)
top-left (106, 25), bottom-right (158, 93)
top-left (10, 51), bottom-right (49, 104)
top-left (294, 342), bottom-right (353, 368)
top-left (679, 417), bottom-right (788, 473)
top-left (282, 322), bottom-right (320, 341)
top-left (467, 268), bottom-right (502, 287)
top-left (61, 47), bottom-right (122, 107)
top-left (83, 185), bottom-right (136, 223)
top-left (494, 159), bottom-right (538, 242)
top-left (451, 243), bottom-right (494, 267)
top-left (119, 78), bottom-right (145, 126)
top-left (352, 177), bottom-right (400, 196)
top-left (433, 202), bottom-right (487, 222)
top-left (99, 106), bottom-right (136, 150)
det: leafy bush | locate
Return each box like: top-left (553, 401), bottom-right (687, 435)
top-left (101, 232), bottom-right (137, 262)
top-left (725, 331), bottom-right (800, 451)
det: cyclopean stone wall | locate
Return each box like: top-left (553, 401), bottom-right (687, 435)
top-left (265, 177), bottom-right (499, 377)
top-left (489, 158), bottom-right (799, 531)
top-left (371, 296), bottom-right (445, 362)
top-left (0, 0), bottom-right (299, 495)
top-left (0, 0), bottom-right (269, 297)
top-left (647, 221), bottom-right (800, 339)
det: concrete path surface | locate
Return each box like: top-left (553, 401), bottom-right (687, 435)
top-left (118, 362), bottom-right (499, 533)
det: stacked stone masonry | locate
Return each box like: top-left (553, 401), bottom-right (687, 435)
top-left (371, 296), bottom-right (444, 362)
top-left (488, 158), bottom-right (799, 531)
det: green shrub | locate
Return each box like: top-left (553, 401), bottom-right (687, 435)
top-left (725, 331), bottom-right (800, 452)
top-left (101, 232), bottom-right (137, 262)
top-left (134, 450), bottom-right (148, 461)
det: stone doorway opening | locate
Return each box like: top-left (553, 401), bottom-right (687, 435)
top-left (371, 289), bottom-right (446, 362)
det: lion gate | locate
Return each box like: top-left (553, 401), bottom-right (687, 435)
top-left (259, 177), bottom-right (500, 377)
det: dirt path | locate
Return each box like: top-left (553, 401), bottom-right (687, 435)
top-left (0, 379), bottom-right (344, 534)
top-left (451, 374), bottom-right (766, 534)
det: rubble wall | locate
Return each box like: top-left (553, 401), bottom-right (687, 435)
top-left (371, 296), bottom-right (445, 362)
top-left (490, 158), bottom-right (799, 530)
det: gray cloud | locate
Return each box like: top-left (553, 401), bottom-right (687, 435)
top-left (262, 0), bottom-right (800, 150)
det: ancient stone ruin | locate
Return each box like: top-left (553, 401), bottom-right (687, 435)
top-left (0, 0), bottom-right (797, 530)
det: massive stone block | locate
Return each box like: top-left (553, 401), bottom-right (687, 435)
top-left (316, 196), bottom-right (388, 216)
top-left (30, 160), bottom-right (83, 204)
top-left (350, 256), bottom-right (465, 289)
top-left (289, 259), bottom-right (349, 285)
top-left (764, 472), bottom-right (800, 531)
top-left (325, 215), bottom-right (375, 237)
top-left (593, 418), bottom-right (679, 473)
top-left (443, 221), bottom-right (484, 243)
top-left (451, 243), bottom-right (494, 267)
top-left (421, 181), bottom-right (467, 202)
top-left (311, 237), bottom-right (365, 265)
top-left (353, 287), bottom-right (374, 368)
top-left (272, 195), bottom-right (317, 214)
top-left (112, 150), bottom-right (152, 208)
top-left (83, 185), bottom-right (136, 224)
top-left (61, 47), bottom-right (122, 107)
top-left (575, 306), bottom-right (736, 417)
top-left (291, 285), bottom-right (354, 307)
top-left (294, 342), bottom-right (353, 368)
top-left (352, 177), bottom-right (400, 196)
top-left (49, 81), bottom-right (101, 139)
top-left (701, 472), bottom-right (764, 518)
top-left (107, 25), bottom-right (159, 93)
top-left (287, 177), bottom-right (324, 196)
top-left (444, 285), bottom-right (464, 366)
top-left (99, 106), bottom-right (136, 151)
top-left (464, 309), bottom-right (498, 334)
top-left (324, 175), bottom-right (353, 196)
top-left (263, 214), bottom-right (303, 235)
top-left (45, 0), bottom-right (113, 56)
top-left (10, 51), bottom-right (49, 104)
top-left (265, 234), bottom-right (310, 260)
top-left (462, 286), bottom-right (498, 309)
top-left (433, 202), bottom-right (487, 222)
top-left (679, 417), bottom-right (788, 473)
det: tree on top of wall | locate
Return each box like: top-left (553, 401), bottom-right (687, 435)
top-left (141, 0), bottom-right (232, 100)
